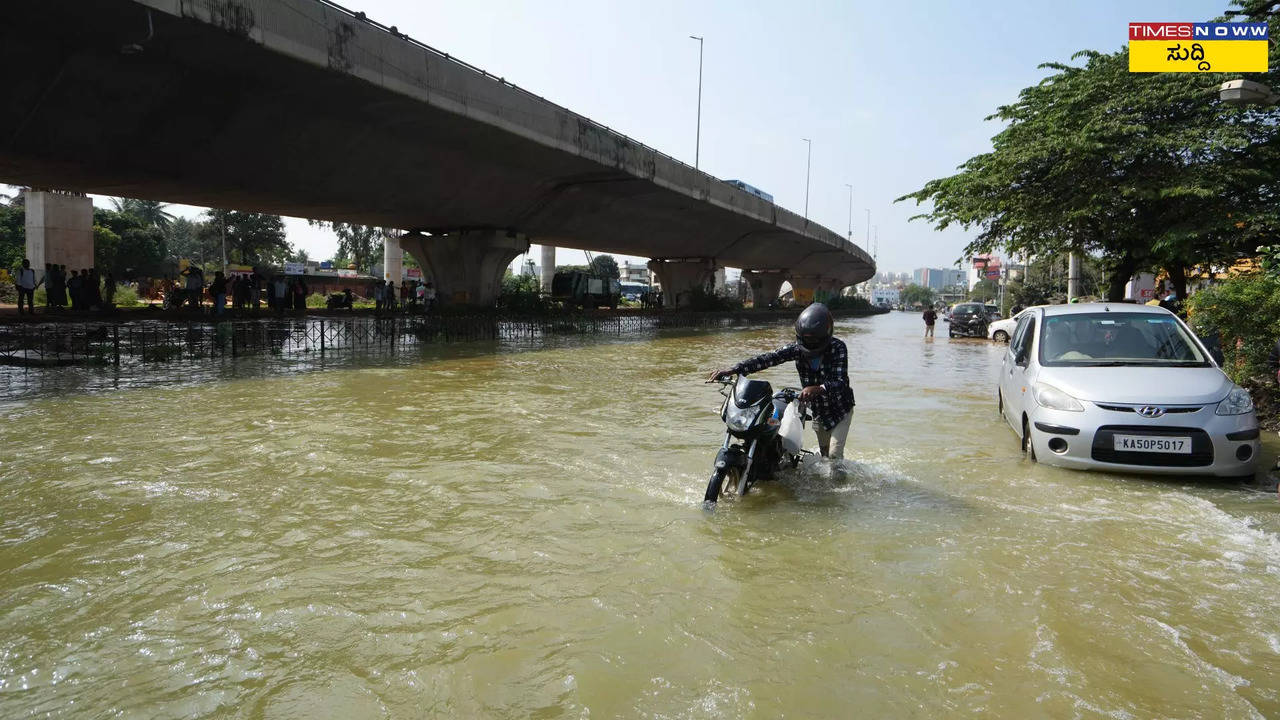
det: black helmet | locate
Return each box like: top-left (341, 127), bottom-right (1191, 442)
top-left (795, 302), bottom-right (834, 356)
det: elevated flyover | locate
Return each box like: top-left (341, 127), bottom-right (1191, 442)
top-left (0, 0), bottom-right (874, 304)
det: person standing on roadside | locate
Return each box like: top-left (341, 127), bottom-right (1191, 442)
top-left (180, 265), bottom-right (204, 312)
top-left (15, 258), bottom-right (40, 315)
top-left (103, 271), bottom-right (117, 310)
top-left (922, 306), bottom-right (938, 338)
top-left (42, 263), bottom-right (54, 310)
top-left (210, 271), bottom-right (228, 316)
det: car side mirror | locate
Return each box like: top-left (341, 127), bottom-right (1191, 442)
top-left (1014, 347), bottom-right (1028, 366)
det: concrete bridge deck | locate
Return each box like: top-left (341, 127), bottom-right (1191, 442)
top-left (0, 0), bottom-right (874, 303)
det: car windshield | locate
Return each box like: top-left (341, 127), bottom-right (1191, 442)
top-left (954, 304), bottom-right (981, 314)
top-left (1038, 312), bottom-right (1209, 367)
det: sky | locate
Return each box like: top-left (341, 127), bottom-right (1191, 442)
top-left (5, 0), bottom-right (1233, 276)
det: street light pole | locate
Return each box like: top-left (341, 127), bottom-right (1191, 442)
top-left (864, 209), bottom-right (871, 248)
top-left (802, 138), bottom-right (812, 219)
top-left (845, 184), bottom-right (853, 241)
top-left (689, 35), bottom-right (703, 169)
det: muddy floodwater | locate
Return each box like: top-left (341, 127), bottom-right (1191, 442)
top-left (2, 311), bottom-right (1279, 718)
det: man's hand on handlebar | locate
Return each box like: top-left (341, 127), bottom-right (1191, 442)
top-left (707, 368), bottom-right (735, 383)
top-left (799, 385), bottom-right (825, 403)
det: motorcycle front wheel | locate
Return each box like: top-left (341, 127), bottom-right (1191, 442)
top-left (704, 466), bottom-right (741, 504)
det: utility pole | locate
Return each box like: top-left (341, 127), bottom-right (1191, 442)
top-left (1067, 252), bottom-right (1081, 300)
top-left (220, 211), bottom-right (228, 272)
top-left (865, 209), bottom-right (871, 249)
top-left (689, 36), bottom-right (703, 170)
top-left (845, 184), bottom-right (853, 242)
top-left (802, 138), bottom-right (812, 219)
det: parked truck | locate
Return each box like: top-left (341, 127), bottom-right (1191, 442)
top-left (551, 271), bottom-right (621, 310)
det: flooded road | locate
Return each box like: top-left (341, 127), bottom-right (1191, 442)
top-left (2, 310), bottom-right (1279, 717)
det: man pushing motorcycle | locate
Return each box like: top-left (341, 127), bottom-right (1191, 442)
top-left (708, 303), bottom-right (855, 459)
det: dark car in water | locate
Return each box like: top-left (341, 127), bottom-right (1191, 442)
top-left (949, 302), bottom-right (990, 338)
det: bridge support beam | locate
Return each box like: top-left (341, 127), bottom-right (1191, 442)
top-left (400, 230), bottom-right (530, 306)
top-left (383, 231), bottom-right (403, 284)
top-left (648, 258), bottom-right (718, 308)
top-left (742, 270), bottom-right (786, 309)
top-left (24, 190), bottom-right (93, 273)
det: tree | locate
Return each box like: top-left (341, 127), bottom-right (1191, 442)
top-left (0, 204), bottom-right (24, 272)
top-left (899, 284), bottom-right (935, 308)
top-left (166, 216), bottom-right (213, 264)
top-left (92, 207), bottom-right (169, 277)
top-left (588, 254), bottom-right (619, 279)
top-left (898, 34), bottom-right (1280, 301)
top-left (204, 209), bottom-right (291, 267)
top-left (309, 220), bottom-right (383, 274)
top-left (288, 247), bottom-right (310, 264)
top-left (110, 198), bottom-right (175, 234)
top-left (968, 278), bottom-right (998, 302)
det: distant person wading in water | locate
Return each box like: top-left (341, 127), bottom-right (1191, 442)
top-left (922, 307), bottom-right (937, 338)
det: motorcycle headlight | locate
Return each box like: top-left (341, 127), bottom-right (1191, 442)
top-left (726, 405), bottom-right (759, 432)
top-left (1031, 383), bottom-right (1084, 412)
top-left (1215, 386), bottom-right (1255, 416)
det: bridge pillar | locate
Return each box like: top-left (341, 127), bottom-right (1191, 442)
top-left (399, 230), bottom-right (530, 306)
top-left (787, 274), bottom-right (829, 306)
top-left (540, 244), bottom-right (556, 292)
top-left (647, 258), bottom-right (717, 307)
top-left (741, 270), bottom-right (786, 308)
top-left (818, 278), bottom-right (846, 302)
top-left (24, 190), bottom-right (93, 273)
top-left (383, 231), bottom-right (403, 283)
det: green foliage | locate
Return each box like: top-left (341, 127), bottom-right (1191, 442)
top-left (309, 221), bottom-right (382, 274)
top-left (899, 284), bottom-right (935, 308)
top-left (113, 284), bottom-right (142, 308)
top-left (899, 33), bottom-right (1280, 300)
top-left (110, 198), bottom-right (175, 233)
top-left (968, 279), bottom-right (998, 302)
top-left (306, 292), bottom-right (328, 309)
top-left (0, 204), bottom-right (25, 273)
top-left (166, 216), bottom-right (206, 263)
top-left (824, 294), bottom-right (875, 313)
top-left (685, 286), bottom-right (743, 311)
top-left (93, 208), bottom-right (169, 277)
top-left (204, 209), bottom-right (290, 267)
top-left (502, 270), bottom-right (540, 295)
top-left (498, 269), bottom-right (547, 312)
top-left (588, 254), bottom-right (620, 279)
top-left (1186, 272), bottom-right (1280, 382)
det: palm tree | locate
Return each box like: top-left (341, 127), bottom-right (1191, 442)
top-left (111, 197), bottom-right (175, 233)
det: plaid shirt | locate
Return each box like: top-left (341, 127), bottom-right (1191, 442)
top-left (732, 337), bottom-right (855, 430)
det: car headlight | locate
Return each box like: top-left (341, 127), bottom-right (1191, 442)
top-left (1215, 386), bottom-right (1255, 416)
top-left (1031, 383), bottom-right (1084, 412)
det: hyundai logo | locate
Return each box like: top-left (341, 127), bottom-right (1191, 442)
top-left (1136, 406), bottom-right (1165, 418)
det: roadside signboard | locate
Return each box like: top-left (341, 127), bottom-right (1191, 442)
top-left (284, 262), bottom-right (305, 276)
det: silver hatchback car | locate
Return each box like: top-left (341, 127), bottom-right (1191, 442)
top-left (998, 303), bottom-right (1260, 478)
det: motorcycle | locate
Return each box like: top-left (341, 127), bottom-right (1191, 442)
top-left (704, 374), bottom-right (812, 504)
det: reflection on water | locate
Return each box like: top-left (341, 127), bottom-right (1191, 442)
top-left (0, 311), bottom-right (1277, 717)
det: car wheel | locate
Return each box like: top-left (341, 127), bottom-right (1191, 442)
top-left (993, 330), bottom-right (1009, 343)
top-left (1022, 417), bottom-right (1037, 462)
